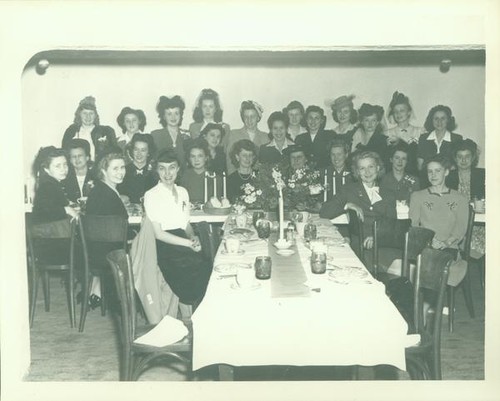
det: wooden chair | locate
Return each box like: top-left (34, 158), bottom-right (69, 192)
top-left (106, 249), bottom-right (191, 381)
top-left (346, 209), bottom-right (365, 263)
top-left (405, 248), bottom-right (453, 380)
top-left (78, 214), bottom-right (128, 332)
top-left (26, 216), bottom-right (77, 328)
top-left (447, 204), bottom-right (476, 332)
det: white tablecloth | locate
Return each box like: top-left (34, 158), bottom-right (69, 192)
top-left (192, 218), bottom-right (409, 371)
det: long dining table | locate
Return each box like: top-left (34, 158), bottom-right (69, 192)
top-left (191, 214), bottom-right (410, 380)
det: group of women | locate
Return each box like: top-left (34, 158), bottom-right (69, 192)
top-left (30, 89), bottom-right (485, 308)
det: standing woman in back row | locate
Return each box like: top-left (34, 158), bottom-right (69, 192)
top-left (62, 96), bottom-right (117, 161)
top-left (151, 95), bottom-right (192, 168)
top-left (188, 88), bottom-right (231, 139)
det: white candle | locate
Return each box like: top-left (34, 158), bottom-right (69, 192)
top-left (279, 189), bottom-right (285, 240)
top-left (323, 169), bottom-right (328, 202)
top-left (223, 171), bottom-right (227, 198)
top-left (342, 173), bottom-right (345, 186)
top-left (213, 174), bottom-right (217, 198)
top-left (204, 172), bottom-right (208, 203)
top-left (332, 171), bottom-right (337, 196)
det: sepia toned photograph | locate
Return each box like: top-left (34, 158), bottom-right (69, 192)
top-left (1, 1), bottom-right (499, 401)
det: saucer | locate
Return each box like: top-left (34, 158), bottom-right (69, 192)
top-left (221, 249), bottom-right (245, 256)
top-left (214, 263), bottom-right (250, 274)
top-left (230, 228), bottom-right (253, 235)
top-left (273, 240), bottom-right (292, 250)
top-left (230, 281), bottom-right (261, 291)
top-left (276, 249), bottom-right (295, 257)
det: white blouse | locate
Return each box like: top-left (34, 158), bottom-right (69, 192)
top-left (144, 183), bottom-right (190, 231)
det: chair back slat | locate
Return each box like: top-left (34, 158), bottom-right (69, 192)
top-left (402, 227), bottom-right (434, 278)
top-left (107, 250), bottom-right (136, 343)
top-left (81, 215), bottom-right (128, 244)
top-left (461, 205), bottom-right (475, 260)
top-left (347, 209), bottom-right (364, 261)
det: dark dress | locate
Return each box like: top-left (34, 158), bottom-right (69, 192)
top-left (150, 128), bottom-right (192, 168)
top-left (179, 169), bottom-right (223, 204)
top-left (332, 126), bottom-right (358, 149)
top-left (85, 181), bottom-right (128, 273)
top-left (351, 129), bottom-right (390, 170)
top-left (62, 124), bottom-right (117, 159)
top-left (208, 147), bottom-right (227, 174)
top-left (117, 163), bottom-right (157, 204)
top-left (259, 142), bottom-right (294, 165)
top-left (62, 166), bottom-right (94, 203)
top-left (379, 172), bottom-right (420, 203)
top-left (295, 130), bottom-right (335, 169)
top-left (227, 170), bottom-right (256, 204)
top-left (445, 168), bottom-right (485, 200)
top-left (31, 174), bottom-right (71, 264)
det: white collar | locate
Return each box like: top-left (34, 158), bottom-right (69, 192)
top-left (266, 138), bottom-right (294, 150)
top-left (427, 130), bottom-right (451, 142)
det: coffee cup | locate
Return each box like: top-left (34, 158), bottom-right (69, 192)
top-left (295, 222), bottom-right (307, 237)
top-left (236, 266), bottom-right (254, 288)
top-left (225, 238), bottom-right (240, 254)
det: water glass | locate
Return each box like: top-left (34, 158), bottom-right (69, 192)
top-left (252, 211), bottom-right (265, 227)
top-left (304, 223), bottom-right (317, 241)
top-left (256, 219), bottom-right (271, 239)
top-left (255, 256), bottom-right (272, 280)
top-left (310, 250), bottom-right (327, 274)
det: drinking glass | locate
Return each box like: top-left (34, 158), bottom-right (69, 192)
top-left (310, 250), bottom-right (327, 274)
top-left (255, 256), bottom-right (272, 279)
top-left (252, 211), bottom-right (265, 227)
top-left (256, 219), bottom-right (271, 239)
top-left (304, 223), bottom-right (317, 241)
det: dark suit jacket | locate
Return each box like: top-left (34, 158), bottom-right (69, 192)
top-left (151, 128), bottom-right (192, 168)
top-left (32, 174), bottom-right (70, 224)
top-left (319, 181), bottom-right (397, 233)
top-left (446, 168), bottom-right (485, 200)
top-left (63, 166), bottom-right (94, 203)
top-left (295, 129), bottom-right (334, 169)
top-left (85, 180), bottom-right (128, 217)
top-left (62, 124), bottom-right (117, 158)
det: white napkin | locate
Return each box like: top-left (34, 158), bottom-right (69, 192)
top-left (404, 334), bottom-right (421, 347)
top-left (133, 314), bottom-right (188, 347)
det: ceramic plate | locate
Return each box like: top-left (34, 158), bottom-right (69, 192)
top-left (230, 228), bottom-right (253, 235)
top-left (230, 281), bottom-right (261, 291)
top-left (276, 249), bottom-right (295, 257)
top-left (221, 249), bottom-right (245, 256)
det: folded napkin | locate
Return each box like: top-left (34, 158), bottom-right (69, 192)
top-left (133, 314), bottom-right (188, 347)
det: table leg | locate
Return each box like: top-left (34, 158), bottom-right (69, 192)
top-left (218, 364), bottom-right (234, 381)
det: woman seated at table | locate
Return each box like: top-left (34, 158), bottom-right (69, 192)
top-left (32, 146), bottom-right (79, 223)
top-left (379, 142), bottom-right (420, 204)
top-left (351, 103), bottom-right (389, 170)
top-left (227, 139), bottom-right (258, 204)
top-left (63, 138), bottom-right (95, 203)
top-left (117, 133), bottom-right (157, 204)
top-left (446, 138), bottom-right (485, 259)
top-left (31, 147), bottom-right (80, 265)
top-left (259, 111), bottom-right (295, 165)
top-left (322, 137), bottom-right (354, 201)
top-left (282, 100), bottom-right (307, 141)
top-left (385, 92), bottom-right (422, 175)
top-left (319, 151), bottom-right (398, 259)
top-left (295, 105), bottom-right (333, 169)
top-left (189, 88), bottom-right (230, 139)
top-left (115, 107), bottom-right (147, 154)
top-left (200, 123), bottom-right (227, 174)
top-left (417, 105), bottom-right (463, 172)
top-left (225, 100), bottom-right (268, 174)
top-left (409, 154), bottom-right (469, 284)
top-left (151, 95), bottom-right (192, 168)
top-left (144, 148), bottom-right (212, 306)
top-left (61, 96), bottom-right (116, 161)
top-left (330, 95), bottom-right (358, 146)
top-left (85, 150), bottom-right (129, 308)
top-left (179, 139), bottom-right (221, 204)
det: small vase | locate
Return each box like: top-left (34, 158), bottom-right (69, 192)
top-left (235, 213), bottom-right (248, 228)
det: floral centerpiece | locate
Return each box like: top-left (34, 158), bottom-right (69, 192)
top-left (237, 161), bottom-right (323, 212)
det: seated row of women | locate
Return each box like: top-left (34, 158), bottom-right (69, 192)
top-left (61, 90), bottom-right (474, 180)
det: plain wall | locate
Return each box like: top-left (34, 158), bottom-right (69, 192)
top-left (22, 53), bottom-right (485, 180)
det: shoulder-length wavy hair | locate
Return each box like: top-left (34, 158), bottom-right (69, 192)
top-left (33, 146), bottom-right (68, 177)
top-left (451, 138), bottom-right (479, 168)
top-left (126, 133), bottom-right (156, 162)
top-left (73, 96), bottom-right (100, 126)
top-left (200, 123), bottom-right (225, 141)
top-left (116, 107), bottom-right (147, 133)
top-left (423, 105), bottom-right (457, 133)
top-left (305, 105), bottom-right (327, 131)
top-left (351, 151), bottom-right (385, 180)
top-left (192, 88), bottom-right (223, 123)
top-left (229, 139), bottom-right (257, 168)
top-left (95, 150), bottom-right (126, 181)
top-left (156, 95), bottom-right (185, 128)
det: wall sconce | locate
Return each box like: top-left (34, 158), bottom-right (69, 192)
top-left (439, 59), bottom-right (452, 73)
top-left (36, 59), bottom-right (50, 75)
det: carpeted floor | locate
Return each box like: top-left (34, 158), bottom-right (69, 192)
top-left (25, 260), bottom-right (484, 381)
